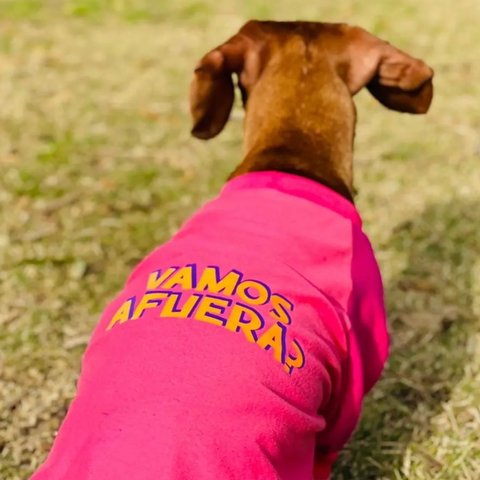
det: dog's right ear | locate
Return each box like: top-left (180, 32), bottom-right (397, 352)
top-left (341, 26), bottom-right (434, 114)
top-left (189, 34), bottom-right (249, 140)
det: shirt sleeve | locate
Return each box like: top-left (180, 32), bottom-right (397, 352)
top-left (313, 451), bottom-right (338, 480)
top-left (349, 232), bottom-right (390, 394)
top-left (314, 231), bottom-right (390, 454)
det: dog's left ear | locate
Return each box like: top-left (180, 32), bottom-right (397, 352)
top-left (341, 26), bottom-right (434, 114)
top-left (189, 41), bottom-right (242, 140)
top-left (189, 21), bottom-right (266, 140)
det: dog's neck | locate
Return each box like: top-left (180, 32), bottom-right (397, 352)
top-left (228, 55), bottom-right (357, 203)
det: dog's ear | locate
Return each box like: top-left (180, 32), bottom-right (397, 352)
top-left (189, 24), bottom-right (264, 140)
top-left (189, 39), bottom-right (243, 140)
top-left (342, 27), bottom-right (434, 114)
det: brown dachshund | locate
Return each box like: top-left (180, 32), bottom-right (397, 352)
top-left (30, 20), bottom-right (433, 480)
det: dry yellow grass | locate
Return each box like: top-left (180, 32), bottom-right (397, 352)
top-left (0, 1), bottom-right (479, 479)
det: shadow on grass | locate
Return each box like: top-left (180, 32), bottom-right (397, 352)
top-left (335, 199), bottom-right (479, 479)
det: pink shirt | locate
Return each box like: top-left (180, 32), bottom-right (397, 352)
top-left (31, 171), bottom-right (389, 480)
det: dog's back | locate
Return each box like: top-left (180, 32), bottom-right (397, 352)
top-left (31, 172), bottom-right (388, 480)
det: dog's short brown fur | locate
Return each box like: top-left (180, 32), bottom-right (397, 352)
top-left (190, 20), bottom-right (434, 202)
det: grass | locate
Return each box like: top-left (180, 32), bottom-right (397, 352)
top-left (0, 0), bottom-right (479, 478)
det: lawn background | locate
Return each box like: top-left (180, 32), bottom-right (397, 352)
top-left (0, 0), bottom-right (479, 479)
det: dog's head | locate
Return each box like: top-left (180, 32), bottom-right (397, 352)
top-left (189, 20), bottom-right (434, 140)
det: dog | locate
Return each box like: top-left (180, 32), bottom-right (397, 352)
top-left (30, 20), bottom-right (433, 480)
